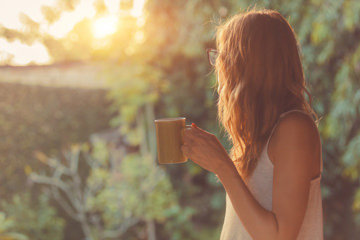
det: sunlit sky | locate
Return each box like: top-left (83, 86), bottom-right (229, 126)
top-left (0, 0), bottom-right (145, 65)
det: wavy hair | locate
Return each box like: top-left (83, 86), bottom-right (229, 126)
top-left (215, 9), bottom-right (317, 180)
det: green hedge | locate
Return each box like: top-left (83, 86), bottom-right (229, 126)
top-left (0, 82), bottom-right (113, 200)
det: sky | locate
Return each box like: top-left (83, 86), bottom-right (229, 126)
top-left (0, 0), bottom-right (145, 65)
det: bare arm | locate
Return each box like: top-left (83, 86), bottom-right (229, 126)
top-left (182, 113), bottom-right (321, 239)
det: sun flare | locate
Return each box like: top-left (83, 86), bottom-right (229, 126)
top-left (92, 15), bottom-right (118, 39)
top-left (131, 0), bottom-right (146, 18)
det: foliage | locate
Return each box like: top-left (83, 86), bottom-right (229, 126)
top-left (0, 82), bottom-right (113, 200)
top-left (30, 142), bottom-right (133, 240)
top-left (30, 140), bottom-right (192, 240)
top-left (0, 212), bottom-right (28, 240)
top-left (0, 192), bottom-right (65, 240)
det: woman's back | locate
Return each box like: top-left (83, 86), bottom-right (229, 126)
top-left (220, 110), bottom-right (323, 240)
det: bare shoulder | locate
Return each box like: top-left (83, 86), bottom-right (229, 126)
top-left (272, 111), bottom-right (320, 144)
top-left (269, 112), bottom-right (322, 238)
top-left (268, 111), bottom-right (321, 180)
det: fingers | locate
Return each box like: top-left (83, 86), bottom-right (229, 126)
top-left (183, 124), bottom-right (213, 145)
top-left (182, 126), bottom-right (195, 158)
top-left (182, 126), bottom-right (197, 141)
top-left (182, 127), bottom-right (193, 141)
top-left (183, 125), bottom-right (202, 136)
top-left (191, 123), bottom-right (210, 135)
top-left (181, 144), bottom-right (191, 158)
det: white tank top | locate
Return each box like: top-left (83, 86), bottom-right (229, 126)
top-left (220, 110), bottom-right (324, 240)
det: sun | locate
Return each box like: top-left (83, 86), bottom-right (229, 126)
top-left (92, 15), bottom-right (118, 39)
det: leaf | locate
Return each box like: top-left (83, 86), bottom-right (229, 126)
top-left (342, 134), bottom-right (360, 180)
top-left (311, 21), bottom-right (330, 45)
top-left (353, 189), bottom-right (360, 211)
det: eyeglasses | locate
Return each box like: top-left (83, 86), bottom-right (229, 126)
top-left (206, 48), bottom-right (218, 66)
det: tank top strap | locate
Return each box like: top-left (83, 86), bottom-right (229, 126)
top-left (265, 109), bottom-right (322, 173)
top-left (279, 109), bottom-right (313, 118)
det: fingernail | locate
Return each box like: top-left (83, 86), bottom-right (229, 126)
top-left (192, 123), bottom-right (198, 128)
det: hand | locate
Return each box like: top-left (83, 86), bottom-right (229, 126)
top-left (181, 123), bottom-right (233, 175)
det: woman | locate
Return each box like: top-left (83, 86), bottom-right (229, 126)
top-left (181, 9), bottom-right (323, 240)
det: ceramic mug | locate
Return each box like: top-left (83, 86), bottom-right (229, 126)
top-left (154, 117), bottom-right (191, 164)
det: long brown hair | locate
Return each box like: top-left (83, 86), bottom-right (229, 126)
top-left (215, 9), bottom-right (317, 180)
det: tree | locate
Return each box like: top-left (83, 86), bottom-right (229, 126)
top-left (30, 137), bottom-right (192, 240)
